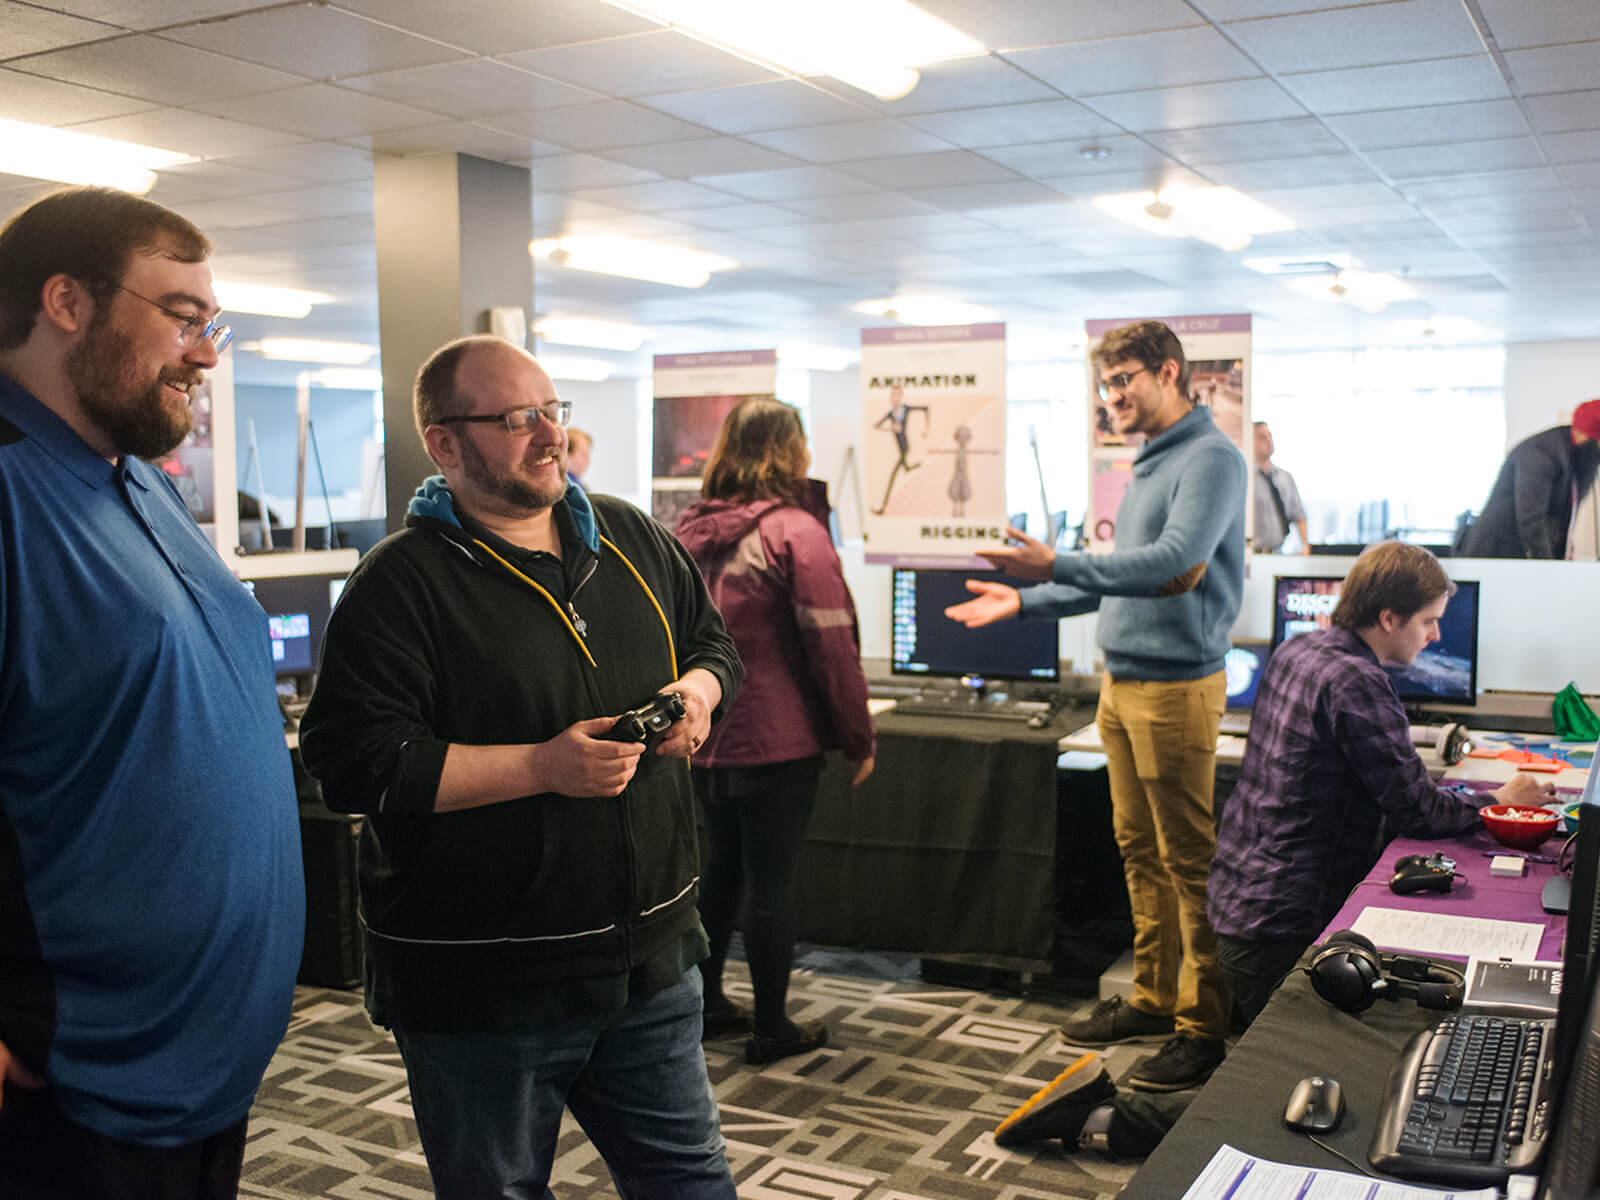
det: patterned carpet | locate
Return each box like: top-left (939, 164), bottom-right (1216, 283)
top-left (240, 949), bottom-right (1150, 1198)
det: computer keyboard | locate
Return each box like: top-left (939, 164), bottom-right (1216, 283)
top-left (889, 694), bottom-right (1050, 722)
top-left (1369, 1013), bottom-right (1554, 1186)
top-left (1217, 711), bottom-right (1252, 736)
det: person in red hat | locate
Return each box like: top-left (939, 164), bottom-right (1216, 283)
top-left (1454, 397), bottom-right (1600, 558)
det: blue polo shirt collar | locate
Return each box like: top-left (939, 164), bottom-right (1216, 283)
top-left (0, 371), bottom-right (132, 491)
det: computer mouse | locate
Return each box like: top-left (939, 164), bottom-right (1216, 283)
top-left (1027, 712), bottom-right (1049, 729)
top-left (1284, 1075), bottom-right (1344, 1133)
top-left (1389, 865), bottom-right (1455, 895)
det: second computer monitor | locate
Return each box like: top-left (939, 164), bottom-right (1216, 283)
top-left (890, 568), bottom-right (1059, 683)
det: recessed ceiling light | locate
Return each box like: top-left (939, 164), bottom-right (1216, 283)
top-left (1078, 145), bottom-right (1112, 161)
top-left (1092, 185), bottom-right (1293, 253)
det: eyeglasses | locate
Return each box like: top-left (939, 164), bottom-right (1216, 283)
top-left (107, 282), bottom-right (233, 352)
top-left (436, 400), bottom-right (573, 433)
top-left (1097, 366), bottom-right (1152, 400)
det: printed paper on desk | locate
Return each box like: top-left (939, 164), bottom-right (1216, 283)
top-left (1180, 1144), bottom-right (1498, 1200)
top-left (1350, 907), bottom-right (1544, 962)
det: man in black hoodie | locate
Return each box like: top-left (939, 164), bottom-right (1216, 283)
top-left (299, 335), bottom-right (742, 1200)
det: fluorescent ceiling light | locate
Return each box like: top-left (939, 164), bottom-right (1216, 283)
top-left (778, 345), bottom-right (859, 372)
top-left (0, 117), bottom-right (191, 195)
top-left (538, 355), bottom-right (615, 382)
top-left (241, 338), bottom-right (376, 365)
top-left (306, 367), bottom-right (383, 390)
top-left (214, 281), bottom-right (332, 319)
top-left (1092, 185), bottom-right (1294, 253)
top-left (854, 295), bottom-right (995, 326)
top-left (533, 316), bottom-right (648, 351)
top-left (1284, 269), bottom-right (1416, 313)
top-left (531, 237), bottom-right (735, 289)
top-left (602, 0), bottom-right (982, 101)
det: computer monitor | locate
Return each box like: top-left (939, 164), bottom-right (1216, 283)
top-left (1224, 640), bottom-right (1270, 711)
top-left (247, 572), bottom-right (346, 687)
top-left (1270, 574), bottom-right (1480, 707)
top-left (890, 568), bottom-right (1059, 684)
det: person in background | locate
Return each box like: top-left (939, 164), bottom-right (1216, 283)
top-left (1252, 420), bottom-right (1309, 553)
top-left (1209, 541), bottom-right (1554, 1022)
top-left (566, 424), bottom-right (593, 487)
top-left (298, 336), bottom-right (742, 1200)
top-left (676, 398), bottom-right (876, 1064)
top-left (947, 320), bottom-right (1246, 1094)
top-left (0, 187), bottom-right (303, 1199)
top-left (1454, 399), bottom-right (1600, 559)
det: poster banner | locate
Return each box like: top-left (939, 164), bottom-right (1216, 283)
top-left (861, 322), bottom-right (1007, 566)
top-left (1084, 313), bottom-right (1251, 552)
top-left (651, 349), bottom-right (777, 527)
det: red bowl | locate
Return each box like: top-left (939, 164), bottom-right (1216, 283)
top-left (1481, 804), bottom-right (1560, 850)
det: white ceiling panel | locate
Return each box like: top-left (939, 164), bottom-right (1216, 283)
top-left (354, 121), bottom-right (548, 161)
top-left (209, 84), bottom-right (440, 140)
top-left (636, 79), bottom-right (871, 136)
top-left (1524, 90), bottom-right (1600, 134)
top-left (207, 142), bottom-right (377, 184)
top-left (1368, 137), bottom-right (1547, 180)
top-left (910, 0), bottom-right (1203, 50)
top-left (1144, 118), bottom-right (1343, 165)
top-left (1473, 0), bottom-right (1600, 51)
top-left (565, 179), bottom-right (744, 213)
top-left (339, 60), bottom-right (599, 119)
top-left (501, 31), bottom-right (776, 100)
top-left (0, 1), bottom-right (119, 58)
top-left (902, 180), bottom-right (1075, 211)
top-left (670, 203), bottom-right (812, 232)
top-left (691, 166), bottom-right (875, 202)
top-left (983, 136), bottom-right (1181, 180)
top-left (1545, 131), bottom-right (1600, 164)
top-left (1281, 55), bottom-right (1510, 114)
top-left (330, 0), bottom-right (659, 55)
top-left (160, 7), bottom-right (465, 80)
top-left (603, 138), bottom-right (803, 179)
top-left (744, 119), bottom-right (955, 164)
top-left (831, 150), bottom-right (1025, 190)
top-left (1404, 168), bottom-right (1566, 201)
top-left (1223, 0), bottom-right (1484, 74)
top-left (156, 196), bottom-right (310, 231)
top-left (1203, 154), bottom-right (1380, 189)
top-left (69, 107), bottom-right (307, 157)
top-left (9, 34), bottom-right (306, 104)
top-left (145, 158), bottom-right (310, 202)
top-left (1004, 27), bottom-right (1263, 96)
top-left (1082, 78), bottom-right (1306, 133)
top-left (1325, 100), bottom-right (1531, 151)
top-left (901, 99), bottom-right (1120, 150)
top-left (1504, 42), bottom-right (1600, 97)
top-left (774, 191), bottom-right (943, 222)
top-left (1200, 0), bottom-right (1400, 17)
top-left (249, 185), bottom-right (375, 220)
top-left (812, 55), bottom-right (1058, 116)
top-left (31, 0), bottom-right (269, 28)
top-left (0, 65), bottom-right (156, 123)
top-left (484, 101), bottom-right (712, 151)
top-left (1557, 161), bottom-right (1600, 187)
top-left (531, 153), bottom-right (661, 191)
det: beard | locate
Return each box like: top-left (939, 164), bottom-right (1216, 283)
top-left (458, 433), bottom-right (567, 513)
top-left (66, 308), bottom-right (196, 460)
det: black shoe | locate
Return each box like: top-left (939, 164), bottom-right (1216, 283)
top-left (702, 1003), bottom-right (752, 1041)
top-left (745, 1019), bottom-right (828, 1065)
top-left (993, 1053), bottom-right (1116, 1148)
top-left (1058, 996), bottom-right (1175, 1048)
top-left (1126, 1035), bottom-right (1225, 1092)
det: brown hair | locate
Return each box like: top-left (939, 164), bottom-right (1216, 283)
top-left (1092, 320), bottom-right (1191, 397)
top-left (0, 187), bottom-right (210, 351)
top-left (412, 335), bottom-right (508, 442)
top-left (701, 397), bottom-right (808, 504)
top-left (1332, 541), bottom-right (1455, 632)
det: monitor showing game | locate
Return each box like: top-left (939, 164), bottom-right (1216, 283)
top-left (1224, 640), bottom-right (1270, 711)
top-left (248, 572), bottom-right (346, 682)
top-left (1270, 574), bottom-right (1479, 706)
top-left (890, 568), bottom-right (1059, 683)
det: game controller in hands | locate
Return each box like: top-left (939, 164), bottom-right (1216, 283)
top-left (598, 692), bottom-right (687, 750)
top-left (1389, 852), bottom-right (1459, 895)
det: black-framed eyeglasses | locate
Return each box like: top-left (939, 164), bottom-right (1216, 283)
top-left (436, 400), bottom-right (573, 433)
top-left (1096, 366), bottom-right (1152, 400)
top-left (108, 282), bottom-right (233, 352)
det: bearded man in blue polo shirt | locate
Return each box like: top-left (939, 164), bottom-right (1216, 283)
top-left (0, 188), bottom-right (303, 1199)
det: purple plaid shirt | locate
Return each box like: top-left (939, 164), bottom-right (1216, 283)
top-left (1208, 626), bottom-right (1481, 944)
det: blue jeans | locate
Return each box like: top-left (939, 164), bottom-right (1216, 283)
top-left (392, 971), bottom-right (735, 1200)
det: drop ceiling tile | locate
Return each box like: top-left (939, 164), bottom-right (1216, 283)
top-left (902, 180), bottom-right (1074, 211)
top-left (340, 60), bottom-right (599, 119)
top-left (1404, 167), bottom-right (1565, 201)
top-left (901, 98), bottom-right (1120, 149)
top-left (531, 153), bottom-right (662, 191)
top-left (161, 7), bottom-right (464, 80)
top-left (210, 216), bottom-right (373, 254)
top-left (145, 159), bottom-right (308, 202)
top-left (692, 165), bottom-right (875, 202)
top-left (1201, 0), bottom-right (1401, 16)
top-left (1037, 165), bottom-right (1212, 196)
top-left (548, 212), bottom-right (696, 239)
top-left (502, 31), bottom-right (776, 100)
top-left (208, 142), bottom-right (376, 184)
top-left (333, 0), bottom-right (658, 55)
top-left (0, 2), bottom-right (120, 59)
top-left (744, 119), bottom-right (955, 163)
top-left (1282, 55), bottom-right (1510, 114)
top-left (637, 79), bottom-right (870, 136)
top-left (775, 191), bottom-right (943, 221)
top-left (483, 101), bottom-right (712, 152)
top-left (604, 138), bottom-right (803, 179)
top-left (1005, 27), bottom-right (1262, 96)
top-left (669, 203), bottom-right (812, 232)
top-left (1505, 43), bottom-right (1600, 98)
top-left (1224, 0), bottom-right (1482, 73)
top-left (250, 186), bottom-right (375, 220)
top-left (68, 107), bottom-right (306, 157)
top-left (1251, 181), bottom-right (1413, 214)
top-left (566, 180), bottom-right (744, 214)
top-left (0, 66), bottom-right (156, 123)
top-left (210, 84), bottom-right (440, 139)
top-left (813, 55), bottom-right (1058, 117)
top-left (1557, 161), bottom-right (1600, 187)
top-left (31, 0), bottom-right (273, 28)
top-left (984, 135), bottom-right (1178, 179)
top-left (1325, 100), bottom-right (1529, 151)
top-left (9, 34), bottom-right (305, 104)
top-left (832, 150), bottom-right (1024, 190)
top-left (1145, 118), bottom-right (1342, 164)
top-left (1436, 207), bottom-right (1585, 237)
top-left (1204, 154), bottom-right (1380, 189)
top-left (1085, 78), bottom-right (1306, 133)
top-left (910, 0), bottom-right (1203, 50)
top-left (1546, 131), bottom-right (1600, 164)
top-left (533, 193), bottom-right (626, 227)
top-left (1524, 91), bottom-right (1600, 135)
top-left (352, 121), bottom-right (548, 161)
top-left (1473, 0), bottom-right (1600, 51)
top-left (1369, 136), bottom-right (1545, 180)
top-left (156, 196), bottom-right (304, 231)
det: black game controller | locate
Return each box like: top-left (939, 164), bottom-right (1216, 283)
top-left (598, 692), bottom-right (686, 750)
top-left (1390, 852), bottom-right (1458, 895)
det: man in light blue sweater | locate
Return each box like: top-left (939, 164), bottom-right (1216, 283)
top-left (948, 320), bottom-right (1246, 1093)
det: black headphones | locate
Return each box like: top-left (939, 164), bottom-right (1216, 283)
top-left (1306, 930), bottom-right (1465, 1013)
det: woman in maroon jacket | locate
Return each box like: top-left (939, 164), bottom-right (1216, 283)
top-left (676, 398), bottom-right (876, 1065)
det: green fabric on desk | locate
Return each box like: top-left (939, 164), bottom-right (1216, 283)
top-left (1553, 683), bottom-right (1600, 741)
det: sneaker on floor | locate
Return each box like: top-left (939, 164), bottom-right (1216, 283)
top-left (746, 1019), bottom-right (828, 1065)
top-left (993, 1053), bottom-right (1116, 1148)
top-left (1126, 1035), bottom-right (1225, 1092)
top-left (702, 1003), bottom-right (752, 1041)
top-left (1058, 996), bottom-right (1175, 1048)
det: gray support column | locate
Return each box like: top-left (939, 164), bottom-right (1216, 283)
top-left (374, 153), bottom-right (533, 530)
